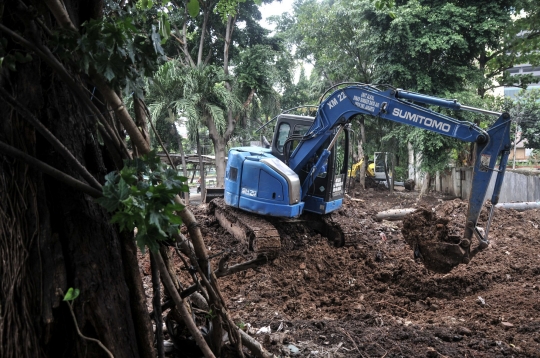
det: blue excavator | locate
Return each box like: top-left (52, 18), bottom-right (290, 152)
top-left (211, 84), bottom-right (512, 271)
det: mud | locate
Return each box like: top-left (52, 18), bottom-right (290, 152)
top-left (141, 187), bottom-right (540, 357)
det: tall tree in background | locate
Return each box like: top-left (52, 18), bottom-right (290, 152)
top-left (166, 0), bottom-right (283, 186)
top-left (367, 0), bottom-right (540, 96)
top-left (274, 0), bottom-right (376, 85)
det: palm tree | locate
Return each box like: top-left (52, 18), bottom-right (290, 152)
top-left (145, 60), bottom-right (190, 193)
top-left (146, 60), bottom-right (240, 190)
top-left (172, 64), bottom-right (240, 188)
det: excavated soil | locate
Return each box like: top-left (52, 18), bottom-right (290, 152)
top-left (141, 187), bottom-right (540, 357)
top-left (402, 208), bottom-right (470, 274)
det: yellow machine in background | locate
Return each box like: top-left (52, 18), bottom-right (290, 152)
top-left (348, 159), bottom-right (375, 178)
top-left (349, 152), bottom-right (393, 183)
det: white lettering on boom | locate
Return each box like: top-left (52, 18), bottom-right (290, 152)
top-left (392, 108), bottom-right (451, 133)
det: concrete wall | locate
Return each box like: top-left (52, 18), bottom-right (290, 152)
top-left (436, 168), bottom-right (540, 203)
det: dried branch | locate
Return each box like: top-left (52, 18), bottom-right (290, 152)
top-left (237, 330), bottom-right (274, 358)
top-left (150, 253), bottom-right (165, 358)
top-left (153, 251), bottom-right (216, 358)
top-left (58, 289), bottom-right (114, 358)
top-left (215, 256), bottom-right (271, 278)
top-left (91, 72), bottom-right (150, 154)
top-left (43, 0), bottom-right (77, 32)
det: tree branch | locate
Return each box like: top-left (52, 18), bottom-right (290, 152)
top-left (181, 7), bottom-right (196, 67)
top-left (215, 255), bottom-right (271, 278)
top-left (153, 252), bottom-right (216, 358)
top-left (197, 5), bottom-right (210, 66)
top-left (90, 71), bottom-right (151, 154)
top-left (0, 86), bottom-right (102, 191)
top-left (30, 2), bottom-right (144, 158)
top-left (44, 0), bottom-right (77, 31)
top-left (150, 253), bottom-right (165, 358)
top-left (0, 140), bottom-right (102, 198)
top-left (0, 24), bottom-right (127, 165)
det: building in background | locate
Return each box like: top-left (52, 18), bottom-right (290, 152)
top-left (504, 64), bottom-right (540, 99)
top-left (497, 63), bottom-right (540, 164)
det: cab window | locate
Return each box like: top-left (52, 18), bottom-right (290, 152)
top-left (276, 123), bottom-right (291, 153)
top-left (290, 124), bottom-right (311, 151)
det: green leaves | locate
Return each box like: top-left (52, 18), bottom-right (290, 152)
top-left (96, 151), bottom-right (187, 252)
top-left (63, 287), bottom-right (80, 301)
top-left (507, 88), bottom-right (540, 149)
top-left (215, 0), bottom-right (246, 22)
top-left (187, 0), bottom-right (200, 17)
top-left (0, 37), bottom-right (33, 72)
top-left (48, 2), bottom-right (170, 98)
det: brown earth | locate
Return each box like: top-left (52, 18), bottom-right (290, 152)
top-left (141, 187), bottom-right (540, 357)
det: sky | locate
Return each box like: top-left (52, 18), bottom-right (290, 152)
top-left (258, 0), bottom-right (313, 82)
top-left (259, 0), bottom-right (294, 30)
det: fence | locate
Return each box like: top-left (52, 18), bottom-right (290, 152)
top-left (434, 167), bottom-right (540, 202)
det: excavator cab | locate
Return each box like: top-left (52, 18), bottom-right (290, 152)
top-left (271, 114), bottom-right (313, 163)
top-left (271, 114), bottom-right (350, 214)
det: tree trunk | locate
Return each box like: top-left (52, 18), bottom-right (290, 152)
top-left (212, 136), bottom-right (227, 188)
top-left (0, 2), bottom-right (153, 357)
top-left (196, 131), bottom-right (206, 202)
top-left (407, 142), bottom-right (415, 180)
top-left (419, 172), bottom-right (431, 198)
top-left (170, 109), bottom-right (189, 204)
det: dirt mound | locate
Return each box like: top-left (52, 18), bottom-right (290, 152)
top-left (141, 189), bottom-right (540, 357)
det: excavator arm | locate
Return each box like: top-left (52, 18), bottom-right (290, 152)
top-left (288, 85), bottom-right (512, 260)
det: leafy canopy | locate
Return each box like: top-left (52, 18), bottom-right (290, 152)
top-left (507, 89), bottom-right (540, 149)
top-left (96, 151), bottom-right (188, 252)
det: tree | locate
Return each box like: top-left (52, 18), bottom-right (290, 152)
top-left (275, 0), bottom-right (377, 85)
top-left (0, 1), bottom-right (156, 356)
top-left (0, 1), bottom-right (260, 357)
top-left (507, 89), bottom-right (540, 150)
top-left (164, 0), bottom-right (279, 187)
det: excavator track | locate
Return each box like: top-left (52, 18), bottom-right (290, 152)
top-left (210, 198), bottom-right (376, 259)
top-left (209, 198), bottom-right (281, 258)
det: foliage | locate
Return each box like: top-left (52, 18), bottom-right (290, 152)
top-left (0, 37), bottom-right (33, 72)
top-left (63, 288), bottom-right (80, 301)
top-left (273, 0), bottom-right (376, 85)
top-left (96, 151), bottom-right (188, 252)
top-left (506, 89), bottom-right (540, 149)
top-left (214, 0), bottom-right (264, 21)
top-left (173, 64), bottom-right (240, 139)
top-left (145, 60), bottom-right (240, 152)
top-left (368, 1), bottom-right (482, 94)
top-left (49, 0), bottom-right (173, 98)
top-left (235, 44), bottom-right (280, 95)
top-left (280, 67), bottom-right (321, 111)
top-left (146, 60), bottom-right (187, 151)
top-left (366, 0), bottom-right (540, 96)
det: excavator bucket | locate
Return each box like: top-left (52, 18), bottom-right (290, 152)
top-left (402, 208), bottom-right (470, 273)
